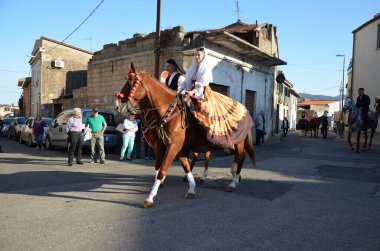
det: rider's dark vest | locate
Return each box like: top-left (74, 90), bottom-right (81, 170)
top-left (165, 72), bottom-right (181, 91)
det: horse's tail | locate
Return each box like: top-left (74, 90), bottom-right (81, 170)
top-left (244, 130), bottom-right (257, 169)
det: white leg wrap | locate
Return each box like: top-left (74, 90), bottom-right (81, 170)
top-left (233, 174), bottom-right (240, 184)
top-left (230, 163), bottom-right (237, 177)
top-left (186, 172), bottom-right (196, 194)
top-left (228, 180), bottom-right (236, 188)
top-left (146, 179), bottom-right (161, 203)
top-left (201, 167), bottom-right (208, 180)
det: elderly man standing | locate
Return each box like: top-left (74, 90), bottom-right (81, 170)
top-left (85, 107), bottom-right (107, 164)
top-left (255, 111), bottom-right (265, 146)
top-left (66, 108), bottom-right (83, 166)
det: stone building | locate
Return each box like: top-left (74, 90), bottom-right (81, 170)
top-left (28, 36), bottom-right (93, 118)
top-left (86, 21), bottom-right (286, 138)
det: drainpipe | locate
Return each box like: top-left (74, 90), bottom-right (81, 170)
top-left (240, 65), bottom-right (244, 103)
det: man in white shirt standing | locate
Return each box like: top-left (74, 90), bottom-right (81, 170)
top-left (165, 59), bottom-right (185, 91)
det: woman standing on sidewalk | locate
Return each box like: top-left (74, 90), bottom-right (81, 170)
top-left (33, 115), bottom-right (46, 149)
top-left (120, 112), bottom-right (138, 161)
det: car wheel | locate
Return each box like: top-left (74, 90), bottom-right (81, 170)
top-left (19, 134), bottom-right (24, 144)
top-left (45, 136), bottom-right (52, 150)
top-left (28, 135), bottom-right (33, 147)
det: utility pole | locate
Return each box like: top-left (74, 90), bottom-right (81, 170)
top-left (154, 0), bottom-right (161, 79)
top-left (336, 54), bottom-right (345, 138)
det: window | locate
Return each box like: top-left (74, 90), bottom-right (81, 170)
top-left (245, 90), bottom-right (256, 116)
top-left (209, 83), bottom-right (228, 96)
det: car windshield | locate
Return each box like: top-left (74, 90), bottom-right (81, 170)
top-left (4, 118), bottom-right (13, 125)
top-left (17, 118), bottom-right (27, 124)
top-left (82, 111), bottom-right (116, 126)
top-left (43, 119), bottom-right (54, 126)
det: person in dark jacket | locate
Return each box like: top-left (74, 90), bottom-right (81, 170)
top-left (32, 115), bottom-right (46, 149)
top-left (165, 59), bottom-right (185, 91)
top-left (356, 88), bottom-right (370, 126)
top-left (281, 117), bottom-right (289, 137)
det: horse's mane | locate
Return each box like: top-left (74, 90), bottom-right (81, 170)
top-left (140, 71), bottom-right (177, 95)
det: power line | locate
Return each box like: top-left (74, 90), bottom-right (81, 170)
top-left (286, 65), bottom-right (340, 72)
top-left (45, 0), bottom-right (105, 54)
top-left (301, 85), bottom-right (341, 94)
top-left (0, 69), bottom-right (29, 73)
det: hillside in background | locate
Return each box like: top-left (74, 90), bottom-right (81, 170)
top-left (298, 93), bottom-right (343, 101)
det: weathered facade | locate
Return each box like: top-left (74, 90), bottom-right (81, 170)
top-left (350, 13), bottom-right (380, 132)
top-left (86, 21), bottom-right (286, 139)
top-left (28, 36), bottom-right (93, 118)
top-left (275, 78), bottom-right (299, 131)
top-left (17, 77), bottom-right (31, 117)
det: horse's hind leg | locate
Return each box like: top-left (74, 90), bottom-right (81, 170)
top-left (225, 141), bottom-right (245, 192)
top-left (368, 129), bottom-right (374, 150)
top-left (200, 150), bottom-right (211, 184)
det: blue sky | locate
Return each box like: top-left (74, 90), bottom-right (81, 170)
top-left (0, 0), bottom-right (379, 105)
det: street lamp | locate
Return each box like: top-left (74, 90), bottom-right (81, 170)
top-left (336, 54), bottom-right (345, 138)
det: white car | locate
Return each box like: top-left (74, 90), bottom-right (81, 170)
top-left (19, 117), bottom-right (54, 146)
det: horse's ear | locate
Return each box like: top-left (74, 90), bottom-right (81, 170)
top-left (130, 62), bottom-right (138, 74)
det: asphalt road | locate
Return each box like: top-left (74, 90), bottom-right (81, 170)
top-left (0, 131), bottom-right (380, 251)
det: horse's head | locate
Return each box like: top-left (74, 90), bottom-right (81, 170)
top-left (115, 63), bottom-right (148, 113)
top-left (342, 96), bottom-right (354, 112)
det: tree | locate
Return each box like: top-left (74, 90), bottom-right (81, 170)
top-left (18, 94), bottom-right (24, 116)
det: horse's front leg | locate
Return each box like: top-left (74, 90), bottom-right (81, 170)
top-left (363, 130), bottom-right (368, 151)
top-left (348, 128), bottom-right (354, 150)
top-left (356, 130), bottom-right (361, 153)
top-left (153, 142), bottom-right (166, 187)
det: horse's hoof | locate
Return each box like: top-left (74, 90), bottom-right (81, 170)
top-left (182, 176), bottom-right (187, 182)
top-left (185, 193), bottom-right (195, 199)
top-left (142, 200), bottom-right (153, 208)
top-left (224, 186), bottom-right (235, 192)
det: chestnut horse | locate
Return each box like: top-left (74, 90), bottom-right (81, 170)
top-left (342, 96), bottom-right (379, 152)
top-left (117, 96), bottom-right (212, 186)
top-left (307, 116), bottom-right (324, 138)
top-left (116, 63), bottom-right (256, 208)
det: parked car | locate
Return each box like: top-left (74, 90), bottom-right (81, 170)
top-left (8, 117), bottom-right (27, 140)
top-left (45, 108), bottom-right (117, 150)
top-left (1, 117), bottom-right (13, 137)
top-left (19, 117), bottom-right (54, 146)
